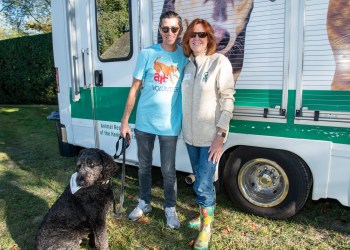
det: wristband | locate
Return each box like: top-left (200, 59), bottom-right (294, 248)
top-left (216, 132), bottom-right (226, 138)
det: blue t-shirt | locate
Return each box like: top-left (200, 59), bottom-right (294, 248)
top-left (133, 44), bottom-right (188, 136)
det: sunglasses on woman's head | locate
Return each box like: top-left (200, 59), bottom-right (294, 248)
top-left (160, 26), bottom-right (180, 33)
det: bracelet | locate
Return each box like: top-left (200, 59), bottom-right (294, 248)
top-left (216, 132), bottom-right (226, 137)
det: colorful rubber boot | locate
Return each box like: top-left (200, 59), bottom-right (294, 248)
top-left (188, 216), bottom-right (200, 229)
top-left (193, 205), bottom-right (215, 250)
top-left (188, 215), bottom-right (215, 230)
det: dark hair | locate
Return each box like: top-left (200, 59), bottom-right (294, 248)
top-left (159, 11), bottom-right (183, 29)
top-left (182, 19), bottom-right (216, 57)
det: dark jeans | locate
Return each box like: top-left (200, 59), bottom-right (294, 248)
top-left (186, 143), bottom-right (216, 207)
top-left (135, 129), bottom-right (178, 208)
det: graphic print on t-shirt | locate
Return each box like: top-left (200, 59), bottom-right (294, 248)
top-left (133, 44), bottom-right (187, 135)
top-left (153, 56), bottom-right (179, 84)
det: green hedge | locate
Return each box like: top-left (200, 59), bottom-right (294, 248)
top-left (0, 33), bottom-right (57, 104)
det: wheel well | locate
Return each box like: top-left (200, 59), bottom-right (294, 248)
top-left (220, 145), bottom-right (314, 219)
top-left (216, 145), bottom-right (239, 192)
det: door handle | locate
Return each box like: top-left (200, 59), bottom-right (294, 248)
top-left (94, 70), bottom-right (103, 87)
top-left (72, 55), bottom-right (80, 101)
top-left (81, 48), bottom-right (87, 89)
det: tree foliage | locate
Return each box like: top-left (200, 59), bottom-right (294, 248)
top-left (97, 0), bottom-right (129, 55)
top-left (0, 13), bottom-right (17, 39)
top-left (0, 0), bottom-right (51, 35)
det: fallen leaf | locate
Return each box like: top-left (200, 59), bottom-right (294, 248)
top-left (249, 222), bottom-right (259, 231)
top-left (337, 234), bottom-right (345, 240)
top-left (221, 226), bottom-right (231, 234)
top-left (138, 216), bottom-right (151, 223)
top-left (188, 240), bottom-right (195, 248)
top-left (11, 244), bottom-right (19, 250)
top-left (111, 219), bottom-right (120, 226)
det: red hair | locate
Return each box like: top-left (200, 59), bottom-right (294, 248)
top-left (182, 19), bottom-right (216, 57)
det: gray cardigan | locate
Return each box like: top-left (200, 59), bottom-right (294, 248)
top-left (182, 53), bottom-right (235, 146)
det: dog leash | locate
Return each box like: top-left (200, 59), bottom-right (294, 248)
top-left (112, 133), bottom-right (130, 216)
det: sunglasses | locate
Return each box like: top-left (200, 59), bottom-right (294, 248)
top-left (160, 26), bottom-right (180, 33)
top-left (190, 32), bottom-right (208, 38)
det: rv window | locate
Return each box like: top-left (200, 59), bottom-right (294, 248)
top-left (95, 0), bottom-right (132, 61)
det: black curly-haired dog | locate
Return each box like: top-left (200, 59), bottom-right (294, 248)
top-left (35, 148), bottom-right (119, 250)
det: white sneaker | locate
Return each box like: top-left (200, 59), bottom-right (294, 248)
top-left (128, 199), bottom-right (152, 221)
top-left (165, 207), bottom-right (180, 229)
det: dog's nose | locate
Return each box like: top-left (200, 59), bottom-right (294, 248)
top-left (213, 25), bottom-right (231, 52)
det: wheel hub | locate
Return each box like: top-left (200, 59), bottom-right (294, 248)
top-left (238, 159), bottom-right (289, 207)
top-left (258, 172), bottom-right (273, 188)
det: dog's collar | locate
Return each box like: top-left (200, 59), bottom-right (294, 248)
top-left (70, 173), bottom-right (111, 194)
top-left (70, 172), bottom-right (82, 194)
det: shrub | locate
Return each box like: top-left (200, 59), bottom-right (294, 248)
top-left (0, 33), bottom-right (57, 104)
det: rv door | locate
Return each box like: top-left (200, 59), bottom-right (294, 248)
top-left (63, 0), bottom-right (97, 148)
top-left (87, 0), bottom-right (145, 159)
top-left (67, 0), bottom-right (93, 102)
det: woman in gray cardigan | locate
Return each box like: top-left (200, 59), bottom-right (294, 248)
top-left (181, 18), bottom-right (235, 250)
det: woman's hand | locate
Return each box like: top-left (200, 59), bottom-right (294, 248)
top-left (208, 136), bottom-right (225, 163)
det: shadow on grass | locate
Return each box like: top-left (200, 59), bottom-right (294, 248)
top-left (292, 198), bottom-right (350, 234)
top-left (0, 105), bottom-right (76, 249)
top-left (0, 172), bottom-right (49, 250)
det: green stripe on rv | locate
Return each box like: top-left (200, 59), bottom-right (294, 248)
top-left (71, 88), bottom-right (350, 145)
top-left (71, 88), bottom-right (283, 120)
top-left (71, 87), bottom-right (137, 122)
top-left (234, 89), bottom-right (282, 108)
top-left (303, 90), bottom-right (350, 112)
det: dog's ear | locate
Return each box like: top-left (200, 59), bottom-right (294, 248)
top-left (78, 148), bottom-right (86, 158)
top-left (99, 150), bottom-right (118, 179)
top-left (76, 149), bottom-right (86, 170)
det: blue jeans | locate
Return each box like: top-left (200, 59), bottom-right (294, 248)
top-left (186, 143), bottom-right (216, 207)
top-left (135, 129), bottom-right (178, 208)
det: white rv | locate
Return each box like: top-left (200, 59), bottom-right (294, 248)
top-left (51, 0), bottom-right (350, 219)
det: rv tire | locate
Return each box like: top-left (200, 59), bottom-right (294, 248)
top-left (223, 146), bottom-right (312, 219)
top-left (55, 121), bottom-right (78, 157)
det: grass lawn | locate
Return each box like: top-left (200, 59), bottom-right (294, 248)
top-left (0, 105), bottom-right (349, 250)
